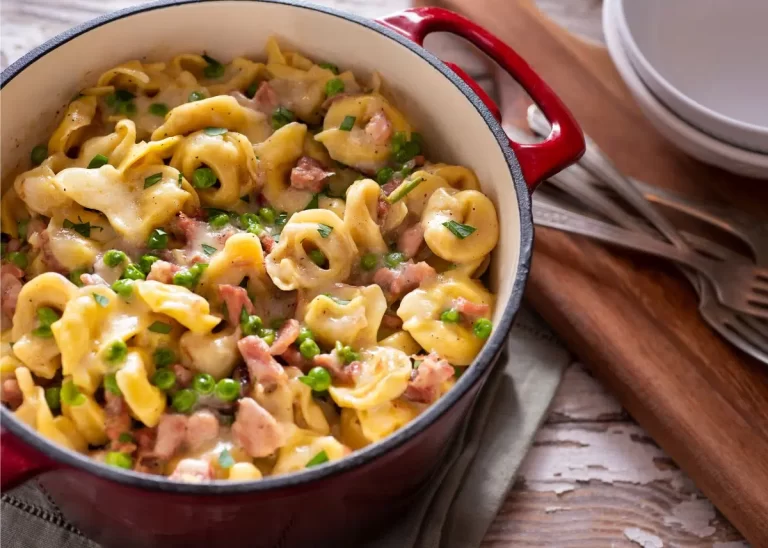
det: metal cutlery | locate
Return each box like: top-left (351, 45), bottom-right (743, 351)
top-left (532, 199), bottom-right (768, 360)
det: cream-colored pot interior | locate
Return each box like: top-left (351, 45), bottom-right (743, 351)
top-left (0, 0), bottom-right (521, 342)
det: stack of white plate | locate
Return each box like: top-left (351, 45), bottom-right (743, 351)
top-left (604, 0), bottom-right (768, 179)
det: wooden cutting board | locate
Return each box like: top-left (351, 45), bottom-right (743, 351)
top-left (435, 0), bottom-right (768, 544)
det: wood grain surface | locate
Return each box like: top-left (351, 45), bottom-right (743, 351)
top-left (0, 0), bottom-right (754, 546)
top-left (437, 0), bottom-right (768, 545)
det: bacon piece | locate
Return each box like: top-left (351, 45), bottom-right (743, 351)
top-left (365, 110), bottom-right (393, 145)
top-left (253, 82), bottom-right (280, 114)
top-left (260, 233), bottom-right (275, 254)
top-left (173, 212), bottom-right (204, 244)
top-left (312, 353), bottom-right (360, 385)
top-left (397, 223), bottom-right (424, 259)
top-left (172, 364), bottom-right (194, 388)
top-left (381, 178), bottom-right (401, 197)
top-left (403, 352), bottom-right (454, 404)
top-left (80, 273), bottom-right (108, 286)
top-left (38, 231), bottom-right (66, 274)
top-left (453, 297), bottom-right (490, 322)
top-left (153, 414), bottom-right (189, 460)
top-left (25, 218), bottom-right (46, 242)
top-left (147, 260), bottom-right (182, 283)
top-left (218, 285), bottom-right (255, 326)
top-left (269, 319), bottom-right (300, 356)
top-left (134, 454), bottom-right (165, 476)
top-left (231, 397), bottom-right (285, 458)
top-left (373, 261), bottom-right (437, 300)
top-left (134, 427), bottom-right (157, 451)
top-left (185, 410), bottom-right (220, 451)
top-left (376, 198), bottom-right (390, 225)
top-left (1, 264), bottom-right (24, 322)
top-left (413, 155), bottom-right (426, 167)
top-left (237, 336), bottom-right (286, 386)
top-left (290, 156), bottom-right (334, 192)
top-left (381, 312), bottom-right (403, 330)
top-left (1, 379), bottom-right (23, 410)
top-left (280, 346), bottom-right (312, 372)
top-left (169, 458), bottom-right (214, 483)
top-left (104, 392), bottom-right (132, 446)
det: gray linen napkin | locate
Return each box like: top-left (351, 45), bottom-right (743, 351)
top-left (1, 305), bottom-right (568, 548)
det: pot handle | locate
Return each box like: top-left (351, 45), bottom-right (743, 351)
top-left (377, 7), bottom-right (585, 191)
top-left (1, 429), bottom-right (57, 489)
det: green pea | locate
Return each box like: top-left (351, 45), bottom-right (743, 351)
top-left (308, 249), bottom-right (326, 266)
top-left (60, 380), bottom-right (85, 406)
top-left (302, 366), bottom-right (331, 392)
top-left (192, 373), bottom-right (216, 395)
top-left (271, 107), bottom-right (295, 130)
top-left (44, 386), bottom-right (61, 411)
top-left (87, 154), bottom-right (109, 169)
top-left (209, 213), bottom-right (229, 229)
top-left (360, 253), bottom-right (378, 271)
top-left (335, 342), bottom-right (359, 364)
top-left (105, 451), bottom-right (133, 469)
top-left (203, 61), bottom-right (225, 80)
top-left (103, 249), bottom-right (127, 268)
top-left (188, 91), bottom-right (205, 102)
top-left (325, 78), bottom-right (345, 97)
top-left (121, 264), bottom-right (145, 281)
top-left (152, 368), bottom-right (177, 391)
top-left (103, 373), bottom-right (121, 395)
top-left (111, 279), bottom-right (134, 299)
top-left (440, 308), bottom-right (460, 323)
top-left (384, 252), bottom-right (406, 268)
top-left (7, 252), bottom-right (27, 270)
top-left (241, 315), bottom-right (263, 336)
top-left (319, 62), bottom-right (340, 75)
top-left (376, 167), bottom-right (394, 186)
top-left (246, 223), bottom-right (264, 236)
top-left (30, 145), bottom-right (48, 166)
top-left (153, 347), bottom-right (175, 368)
top-left (240, 213), bottom-right (259, 228)
top-left (31, 326), bottom-right (53, 338)
top-left (37, 307), bottom-right (60, 326)
top-left (149, 103), bottom-right (169, 117)
top-left (299, 339), bottom-right (321, 360)
top-left (214, 378), bottom-right (240, 402)
top-left (192, 167), bottom-right (217, 189)
top-left (473, 318), bottom-right (493, 340)
top-left (147, 228), bottom-right (168, 250)
top-left (297, 327), bottom-right (313, 344)
top-left (172, 269), bottom-right (197, 289)
top-left (138, 254), bottom-right (160, 274)
top-left (172, 388), bottom-right (198, 413)
top-left (259, 328), bottom-right (275, 346)
top-left (258, 207), bottom-right (276, 225)
top-left (104, 340), bottom-right (128, 365)
top-left (69, 268), bottom-right (86, 287)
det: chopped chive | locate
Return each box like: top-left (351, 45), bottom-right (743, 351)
top-left (144, 173), bottom-right (163, 188)
top-left (339, 116), bottom-right (356, 131)
top-left (442, 220), bottom-right (476, 239)
top-left (317, 223), bottom-right (333, 238)
top-left (325, 78), bottom-right (345, 97)
top-left (385, 177), bottom-right (424, 204)
top-left (306, 450), bottom-right (329, 468)
top-left (63, 218), bottom-right (102, 238)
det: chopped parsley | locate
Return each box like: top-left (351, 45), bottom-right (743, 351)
top-left (63, 218), bottom-right (103, 238)
top-left (201, 244), bottom-right (217, 256)
top-left (144, 173), bottom-right (163, 188)
top-left (93, 294), bottom-right (109, 308)
top-left (317, 223), bottom-right (333, 238)
top-left (148, 321), bottom-right (172, 334)
top-left (442, 220), bottom-right (477, 239)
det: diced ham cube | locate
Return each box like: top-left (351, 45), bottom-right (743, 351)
top-left (104, 392), bottom-right (132, 445)
top-left (229, 82), bottom-right (279, 116)
top-left (169, 458), bottom-right (214, 483)
top-left (269, 319), bottom-right (300, 356)
top-left (80, 273), bottom-right (108, 286)
top-left (365, 110), bottom-right (393, 145)
top-left (312, 352), bottom-right (360, 385)
top-left (153, 414), bottom-right (189, 460)
top-left (397, 223), bottom-right (424, 259)
top-left (260, 234), bottom-right (275, 254)
top-left (1, 379), bottom-right (23, 410)
top-left (38, 231), bottom-right (66, 274)
top-left (280, 346), bottom-right (312, 372)
top-left (289, 157), bottom-right (334, 193)
top-left (218, 285), bottom-right (255, 326)
top-left (172, 364), bottom-right (194, 388)
top-left (231, 398), bottom-right (284, 458)
top-left (1, 264), bottom-right (24, 323)
top-left (237, 336), bottom-right (286, 387)
top-left (185, 410), bottom-right (220, 451)
top-left (403, 352), bottom-right (454, 404)
top-left (373, 261), bottom-right (436, 300)
top-left (453, 297), bottom-right (490, 323)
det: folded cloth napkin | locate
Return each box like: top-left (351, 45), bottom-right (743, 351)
top-left (1, 306), bottom-right (569, 548)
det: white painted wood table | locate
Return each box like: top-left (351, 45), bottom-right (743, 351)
top-left (0, 0), bottom-right (749, 546)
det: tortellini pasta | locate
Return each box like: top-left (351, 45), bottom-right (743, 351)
top-left (1, 36), bottom-right (501, 483)
top-left (265, 209), bottom-right (357, 290)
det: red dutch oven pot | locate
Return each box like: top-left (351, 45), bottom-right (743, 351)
top-left (0, 2), bottom-right (584, 546)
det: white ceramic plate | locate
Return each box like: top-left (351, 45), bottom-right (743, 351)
top-left (603, 0), bottom-right (768, 179)
top-left (617, 0), bottom-right (768, 154)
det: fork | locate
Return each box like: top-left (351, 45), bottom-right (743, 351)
top-left (531, 198), bottom-right (768, 320)
top-left (532, 197), bottom-right (768, 361)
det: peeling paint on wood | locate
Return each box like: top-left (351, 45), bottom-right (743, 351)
top-left (624, 528), bottom-right (664, 548)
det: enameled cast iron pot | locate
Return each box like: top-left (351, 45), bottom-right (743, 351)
top-left (0, 1), bottom-right (584, 546)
